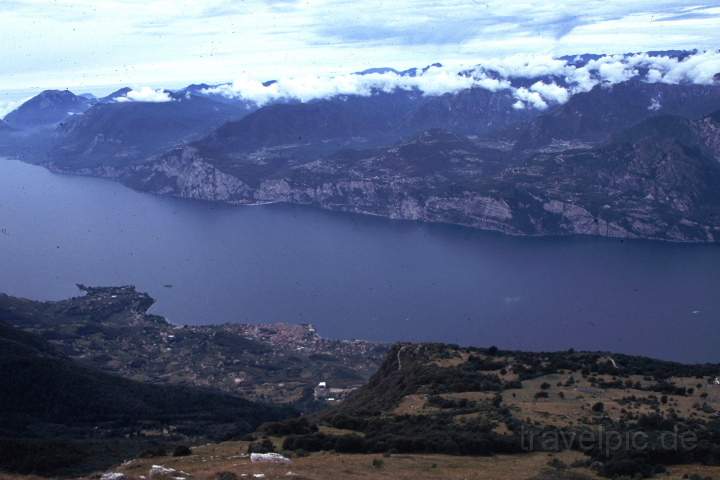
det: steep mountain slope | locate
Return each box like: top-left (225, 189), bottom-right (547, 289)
top-left (167, 78), bottom-right (536, 172)
top-left (197, 93), bottom-right (412, 158)
top-left (407, 86), bottom-right (534, 135)
top-left (3, 90), bottom-right (93, 128)
top-left (512, 80), bottom-right (720, 148)
top-left (47, 96), bottom-right (253, 171)
top-left (507, 114), bottom-right (720, 240)
top-left (191, 87), bottom-right (533, 162)
top-left (123, 110), bottom-right (720, 242)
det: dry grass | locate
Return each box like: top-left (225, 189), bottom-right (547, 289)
top-left (441, 392), bottom-right (498, 402)
top-left (4, 442), bottom-right (720, 480)
top-left (317, 425), bottom-right (365, 437)
top-left (431, 351), bottom-right (471, 368)
top-left (502, 372), bottom-right (720, 428)
top-left (31, 445), bottom-right (598, 480)
top-left (393, 394), bottom-right (434, 415)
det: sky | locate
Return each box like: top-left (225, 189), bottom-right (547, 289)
top-left (1, 0), bottom-right (720, 111)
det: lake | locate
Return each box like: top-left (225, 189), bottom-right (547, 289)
top-left (1, 158), bottom-right (718, 363)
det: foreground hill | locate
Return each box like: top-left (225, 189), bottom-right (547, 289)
top-left (267, 343), bottom-right (720, 478)
top-left (0, 320), bottom-right (290, 476)
top-left (34, 439), bottom-right (720, 480)
top-left (41, 342), bottom-right (720, 480)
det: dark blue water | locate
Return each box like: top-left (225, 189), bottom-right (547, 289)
top-left (1, 158), bottom-right (718, 363)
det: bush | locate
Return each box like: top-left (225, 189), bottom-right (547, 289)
top-left (372, 458), bottom-right (384, 469)
top-left (260, 417), bottom-right (318, 436)
top-left (327, 414), bottom-right (368, 431)
top-left (215, 473), bottom-right (239, 480)
top-left (598, 455), bottom-right (666, 478)
top-left (591, 402), bottom-right (604, 413)
top-left (139, 446), bottom-right (167, 458)
top-left (247, 439), bottom-right (275, 454)
top-left (172, 445), bottom-right (192, 457)
top-left (334, 435), bottom-right (367, 453)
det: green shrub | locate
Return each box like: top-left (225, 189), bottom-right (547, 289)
top-left (172, 445), bottom-right (192, 457)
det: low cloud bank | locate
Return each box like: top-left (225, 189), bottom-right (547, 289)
top-left (0, 99), bottom-right (24, 118)
top-left (204, 50), bottom-right (720, 110)
top-left (116, 87), bottom-right (173, 103)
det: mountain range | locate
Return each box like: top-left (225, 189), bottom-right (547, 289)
top-left (2, 51), bottom-right (720, 242)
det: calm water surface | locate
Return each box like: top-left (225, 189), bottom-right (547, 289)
top-left (1, 158), bottom-right (718, 362)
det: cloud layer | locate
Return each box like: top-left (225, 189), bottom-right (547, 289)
top-left (1, 1), bottom-right (720, 92)
top-left (204, 50), bottom-right (720, 110)
top-left (115, 87), bottom-right (173, 103)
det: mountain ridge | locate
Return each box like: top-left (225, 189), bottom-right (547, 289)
top-left (3, 90), bottom-right (93, 128)
top-left (121, 109), bottom-right (720, 242)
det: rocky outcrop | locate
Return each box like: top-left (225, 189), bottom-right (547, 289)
top-left (124, 148), bottom-right (254, 202)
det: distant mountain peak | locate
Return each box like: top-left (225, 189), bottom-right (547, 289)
top-left (3, 89), bottom-right (92, 128)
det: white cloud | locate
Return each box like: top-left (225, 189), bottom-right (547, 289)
top-left (115, 86), bottom-right (173, 103)
top-left (513, 87), bottom-right (548, 110)
top-left (202, 50), bottom-right (720, 110)
top-left (204, 64), bottom-right (511, 105)
top-left (474, 54), bottom-right (570, 79)
top-left (642, 50), bottom-right (720, 84)
top-left (530, 81), bottom-right (570, 104)
top-left (2, 1), bottom-right (720, 93)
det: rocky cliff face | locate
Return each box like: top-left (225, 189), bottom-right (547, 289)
top-left (122, 147), bottom-right (255, 202)
top-left (122, 113), bottom-right (720, 243)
